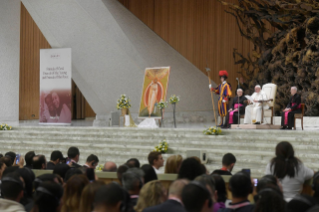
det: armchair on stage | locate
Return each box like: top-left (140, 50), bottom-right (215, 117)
top-left (261, 83), bottom-right (277, 124)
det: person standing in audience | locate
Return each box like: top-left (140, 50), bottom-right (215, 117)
top-left (93, 183), bottom-right (130, 212)
top-left (33, 155), bottom-right (47, 170)
top-left (24, 151), bottom-right (35, 169)
top-left (47, 151), bottom-right (65, 170)
top-left (219, 172), bottom-right (254, 212)
top-left (212, 153), bottom-right (236, 176)
top-left (67, 147), bottom-right (81, 168)
top-left (143, 179), bottom-right (189, 212)
top-left (122, 168), bottom-right (145, 211)
top-left (30, 182), bottom-right (64, 212)
top-left (103, 161), bottom-right (117, 172)
top-left (253, 185), bottom-right (286, 212)
top-left (126, 158), bottom-right (141, 168)
top-left (134, 180), bottom-right (167, 212)
top-left (148, 152), bottom-right (164, 174)
top-left (141, 164), bottom-right (158, 184)
top-left (265, 141), bottom-right (314, 201)
top-left (84, 154), bottom-right (99, 169)
top-left (79, 181), bottom-right (106, 212)
top-left (182, 181), bottom-right (213, 212)
top-left (178, 158), bottom-right (205, 180)
top-left (211, 174), bottom-right (227, 212)
top-left (0, 172), bottom-right (26, 212)
top-left (165, 155), bottom-right (183, 174)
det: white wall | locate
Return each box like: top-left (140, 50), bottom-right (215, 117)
top-left (0, 0), bottom-right (20, 124)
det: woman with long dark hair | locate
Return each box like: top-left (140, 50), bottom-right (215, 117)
top-left (265, 141), bottom-right (314, 201)
top-left (211, 174), bottom-right (228, 212)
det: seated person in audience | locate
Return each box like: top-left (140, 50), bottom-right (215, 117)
top-left (286, 195), bottom-right (316, 212)
top-left (31, 182), bottom-right (64, 212)
top-left (227, 88), bottom-right (246, 127)
top-left (0, 156), bottom-right (13, 167)
top-left (46, 150), bottom-right (65, 170)
top-left (218, 172), bottom-right (254, 212)
top-left (182, 181), bottom-right (213, 212)
top-left (148, 152), bottom-right (164, 174)
top-left (53, 163), bottom-right (71, 182)
top-left (141, 164), bottom-right (158, 184)
top-left (0, 172), bottom-right (25, 212)
top-left (211, 174), bottom-right (227, 212)
top-left (117, 164), bottom-right (129, 185)
top-left (122, 168), bottom-right (145, 211)
top-left (253, 185), bottom-right (286, 212)
top-left (165, 155), bottom-right (183, 174)
top-left (103, 161), bottom-right (117, 172)
top-left (24, 151), bottom-right (35, 169)
top-left (134, 180), bottom-right (167, 212)
top-left (143, 179), bottom-right (189, 212)
top-left (84, 154), bottom-right (99, 169)
top-left (126, 158), bottom-right (141, 168)
top-left (67, 146), bottom-right (81, 168)
top-left (0, 153), bottom-right (3, 159)
top-left (93, 183), bottom-right (130, 212)
top-left (265, 141), bottom-right (314, 201)
top-left (33, 155), bottom-right (47, 170)
top-left (178, 158), bottom-right (205, 181)
top-left (5, 151), bottom-right (16, 165)
top-left (16, 168), bottom-right (35, 206)
top-left (79, 181), bottom-right (106, 212)
top-left (194, 175), bottom-right (216, 209)
top-left (256, 175), bottom-right (282, 193)
top-left (212, 153), bottom-right (236, 176)
top-left (281, 86), bottom-right (302, 130)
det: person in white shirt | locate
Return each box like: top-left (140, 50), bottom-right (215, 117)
top-left (265, 141), bottom-right (314, 202)
top-left (244, 85), bottom-right (269, 124)
top-left (148, 152), bottom-right (164, 174)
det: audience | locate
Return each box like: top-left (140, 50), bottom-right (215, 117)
top-left (0, 172), bottom-right (26, 211)
top-left (33, 155), bottom-right (47, 170)
top-left (16, 167), bottom-right (35, 206)
top-left (79, 181), bottom-right (105, 212)
top-left (53, 164), bottom-right (71, 181)
top-left (84, 154), bottom-right (99, 169)
top-left (5, 151), bottom-right (16, 165)
top-left (47, 150), bottom-right (65, 170)
top-left (265, 141), bottom-right (314, 201)
top-left (211, 174), bottom-right (227, 212)
top-left (24, 151), bottom-right (35, 169)
top-left (178, 157), bottom-right (205, 180)
top-left (103, 161), bottom-right (117, 172)
top-left (256, 174), bottom-right (282, 193)
top-left (126, 158), bottom-right (140, 168)
top-left (165, 155), bottom-right (183, 174)
top-left (117, 164), bottom-right (129, 185)
top-left (0, 156), bottom-right (13, 167)
top-left (182, 181), bottom-right (213, 212)
top-left (67, 147), bottom-right (81, 168)
top-left (212, 153), bottom-right (236, 176)
top-left (141, 164), bottom-right (158, 184)
top-left (254, 184), bottom-right (285, 212)
top-left (134, 180), bottom-right (167, 212)
top-left (194, 175), bottom-right (216, 209)
top-left (148, 152), bottom-right (164, 174)
top-left (143, 179), bottom-right (189, 212)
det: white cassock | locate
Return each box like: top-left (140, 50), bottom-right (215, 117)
top-left (244, 90), bottom-right (269, 124)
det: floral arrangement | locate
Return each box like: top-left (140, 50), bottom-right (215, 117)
top-left (96, 164), bottom-right (104, 171)
top-left (157, 100), bottom-right (168, 110)
top-left (154, 140), bottom-right (169, 153)
top-left (203, 126), bottom-right (222, 135)
top-left (169, 95), bottom-right (180, 104)
top-left (0, 124), bottom-right (12, 131)
top-left (116, 94), bottom-right (131, 110)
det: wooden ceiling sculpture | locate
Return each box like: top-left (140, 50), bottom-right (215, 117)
top-left (218, 0), bottom-right (319, 115)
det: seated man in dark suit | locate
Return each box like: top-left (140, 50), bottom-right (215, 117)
top-left (46, 150), bottom-right (65, 170)
top-left (212, 153), bottom-right (236, 176)
top-left (143, 179), bottom-right (189, 212)
top-left (67, 146), bottom-right (81, 168)
top-left (281, 86), bottom-right (301, 130)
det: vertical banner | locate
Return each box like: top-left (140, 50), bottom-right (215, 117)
top-left (39, 48), bottom-right (72, 125)
top-left (138, 67), bottom-right (170, 119)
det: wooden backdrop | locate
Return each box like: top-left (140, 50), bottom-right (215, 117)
top-left (19, 3), bottom-right (95, 120)
top-left (118, 0), bottom-right (254, 93)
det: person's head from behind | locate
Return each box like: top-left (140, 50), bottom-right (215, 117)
top-left (5, 151), bottom-right (16, 165)
top-left (122, 168), bottom-right (145, 195)
top-left (0, 156), bottom-right (13, 167)
top-left (33, 174), bottom-right (60, 191)
top-left (94, 183), bottom-right (130, 212)
top-left (168, 179), bottom-right (189, 200)
top-left (68, 146), bottom-right (80, 162)
top-left (79, 181), bottom-right (106, 212)
top-left (64, 167), bottom-right (84, 182)
top-left (148, 152), bottom-right (164, 169)
top-left (134, 180), bottom-right (167, 212)
top-left (86, 154), bottom-right (99, 169)
top-left (211, 174), bottom-right (227, 203)
top-left (0, 161), bottom-right (7, 179)
top-left (165, 155), bottom-right (183, 174)
top-left (33, 155), bottom-right (47, 170)
top-left (1, 172), bottom-right (24, 202)
top-left (62, 174), bottom-right (89, 212)
top-left (178, 158), bottom-right (205, 180)
top-left (287, 195), bottom-right (316, 212)
top-left (182, 181), bottom-right (213, 212)
top-left (141, 164), bottom-right (158, 184)
top-left (257, 175), bottom-right (282, 193)
top-left (222, 153), bottom-right (236, 172)
top-left (16, 167), bottom-right (35, 198)
top-left (53, 164), bottom-right (71, 181)
top-left (32, 182), bottom-right (64, 212)
top-left (25, 151), bottom-right (35, 166)
top-left (126, 158), bottom-right (140, 168)
top-left (103, 161), bottom-right (117, 172)
top-left (254, 185), bottom-right (285, 212)
top-left (195, 175), bottom-right (216, 202)
top-left (229, 172), bottom-right (253, 200)
top-left (271, 141), bottom-right (300, 179)
top-left (50, 150), bottom-right (64, 165)
top-left (117, 165), bottom-right (129, 185)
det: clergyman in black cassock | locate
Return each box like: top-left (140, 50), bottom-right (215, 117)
top-left (227, 89), bottom-right (247, 127)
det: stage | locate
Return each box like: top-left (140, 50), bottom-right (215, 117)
top-left (1, 119), bottom-right (319, 178)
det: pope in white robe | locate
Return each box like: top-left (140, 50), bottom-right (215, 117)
top-left (244, 85), bottom-right (269, 124)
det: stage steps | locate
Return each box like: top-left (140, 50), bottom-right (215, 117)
top-left (1, 127), bottom-right (319, 177)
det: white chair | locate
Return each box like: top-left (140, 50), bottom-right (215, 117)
top-left (262, 83), bottom-right (277, 124)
